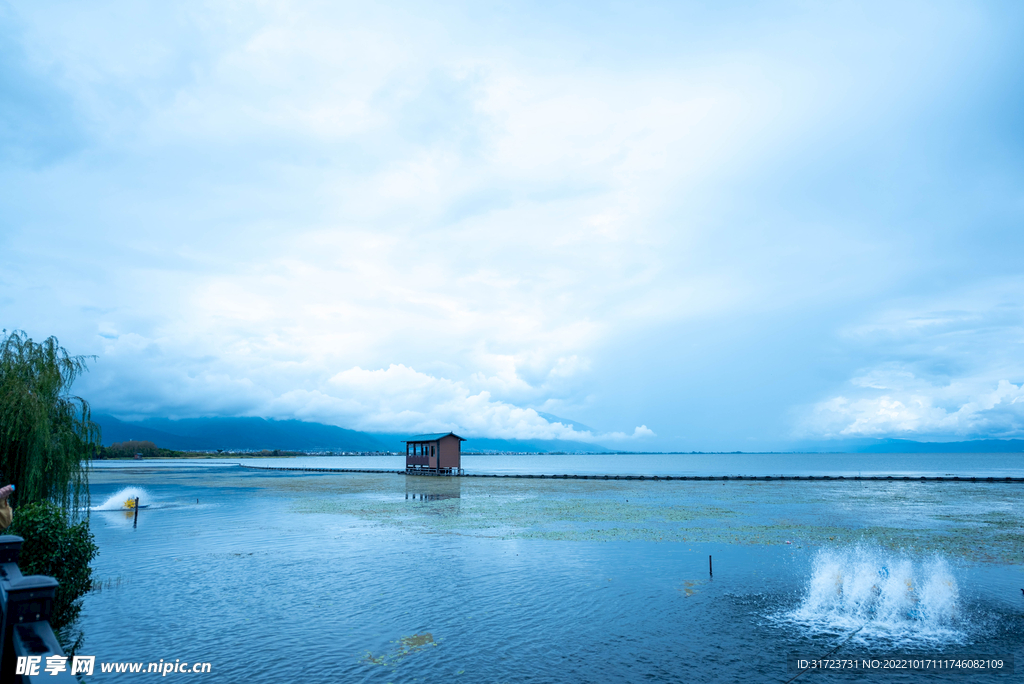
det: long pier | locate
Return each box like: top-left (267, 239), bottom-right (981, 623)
top-left (236, 464), bottom-right (1024, 482)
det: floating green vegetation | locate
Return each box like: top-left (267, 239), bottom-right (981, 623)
top-left (361, 633), bottom-right (437, 667)
top-left (293, 477), bottom-right (1024, 563)
top-left (92, 466), bottom-right (1023, 565)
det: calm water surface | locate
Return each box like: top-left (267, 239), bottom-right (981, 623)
top-left (79, 461), bottom-right (1024, 682)
top-left (94, 452), bottom-right (1024, 477)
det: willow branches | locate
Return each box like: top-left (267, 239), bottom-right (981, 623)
top-left (0, 330), bottom-right (98, 517)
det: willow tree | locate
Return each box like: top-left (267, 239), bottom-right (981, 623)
top-left (0, 330), bottom-right (99, 516)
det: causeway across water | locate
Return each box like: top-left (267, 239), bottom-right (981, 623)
top-left (237, 464), bottom-right (1024, 482)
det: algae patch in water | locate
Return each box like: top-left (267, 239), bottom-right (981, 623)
top-left (292, 478), bottom-right (1024, 563)
top-left (270, 475), bottom-right (1024, 564)
top-left (679, 579), bottom-right (707, 598)
top-left (361, 632), bottom-right (437, 667)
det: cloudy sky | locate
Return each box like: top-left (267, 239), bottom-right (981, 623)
top-left (3, 1), bottom-right (1024, 450)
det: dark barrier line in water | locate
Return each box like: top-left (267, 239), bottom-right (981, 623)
top-left (235, 465), bottom-right (1024, 483)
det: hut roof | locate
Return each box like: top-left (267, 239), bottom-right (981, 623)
top-left (404, 432), bottom-right (466, 442)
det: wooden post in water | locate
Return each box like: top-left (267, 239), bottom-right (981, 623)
top-left (133, 497), bottom-right (139, 528)
top-left (709, 555), bottom-right (713, 577)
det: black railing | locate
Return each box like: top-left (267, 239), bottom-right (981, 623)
top-left (0, 536), bottom-right (76, 683)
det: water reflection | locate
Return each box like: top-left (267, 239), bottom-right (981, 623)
top-left (405, 477), bottom-right (461, 502)
top-left (95, 509), bottom-right (144, 529)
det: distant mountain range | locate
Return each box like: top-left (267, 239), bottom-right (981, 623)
top-left (855, 438), bottom-right (1024, 453)
top-left (96, 415), bottom-right (1024, 454)
top-left (94, 415), bottom-right (614, 453)
top-left (95, 415), bottom-right (387, 451)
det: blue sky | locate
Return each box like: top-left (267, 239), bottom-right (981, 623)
top-left (2, 1), bottom-right (1024, 450)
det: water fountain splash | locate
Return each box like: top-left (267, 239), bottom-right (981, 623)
top-left (785, 546), bottom-right (966, 645)
top-left (92, 487), bottom-right (153, 511)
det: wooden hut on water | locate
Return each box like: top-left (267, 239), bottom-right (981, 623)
top-left (404, 432), bottom-right (465, 475)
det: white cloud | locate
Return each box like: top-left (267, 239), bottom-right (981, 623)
top-left (806, 378), bottom-right (1024, 439)
top-left (599, 425), bottom-right (657, 442)
top-left (801, 279), bottom-right (1024, 440)
top-left (2, 1), bottom-right (1019, 449)
top-left (277, 363), bottom-right (658, 442)
top-left (86, 346), bottom-right (654, 442)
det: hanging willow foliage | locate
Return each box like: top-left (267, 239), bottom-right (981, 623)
top-left (0, 330), bottom-right (99, 517)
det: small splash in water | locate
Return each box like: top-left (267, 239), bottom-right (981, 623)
top-left (93, 487), bottom-right (153, 511)
top-left (783, 546), bottom-right (966, 645)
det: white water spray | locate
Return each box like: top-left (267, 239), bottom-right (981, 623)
top-left (786, 546), bottom-right (965, 645)
top-left (92, 487), bottom-right (153, 511)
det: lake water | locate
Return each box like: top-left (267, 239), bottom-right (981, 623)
top-left (93, 451), bottom-right (1024, 477)
top-left (79, 455), bottom-right (1024, 682)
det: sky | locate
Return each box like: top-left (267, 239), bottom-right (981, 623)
top-left (2, 0), bottom-right (1024, 451)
